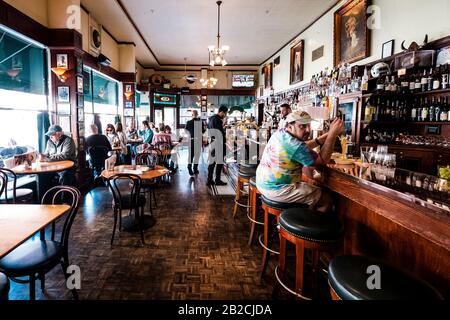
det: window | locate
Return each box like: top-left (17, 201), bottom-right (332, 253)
top-left (83, 67), bottom-right (119, 136)
top-left (0, 25), bottom-right (49, 152)
top-left (180, 95), bottom-right (201, 125)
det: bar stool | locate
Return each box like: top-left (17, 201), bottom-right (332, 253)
top-left (0, 272), bottom-right (10, 300)
top-left (232, 164), bottom-right (257, 219)
top-left (259, 196), bottom-right (307, 278)
top-left (247, 177), bottom-right (264, 246)
top-left (275, 208), bottom-right (343, 300)
top-left (328, 255), bottom-right (443, 300)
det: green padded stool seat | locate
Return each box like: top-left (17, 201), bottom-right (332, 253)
top-left (328, 255), bottom-right (443, 300)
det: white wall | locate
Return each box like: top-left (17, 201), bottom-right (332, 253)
top-left (4, 0), bottom-right (48, 26)
top-left (259, 0), bottom-right (450, 96)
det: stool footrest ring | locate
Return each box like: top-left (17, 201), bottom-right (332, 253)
top-left (247, 212), bottom-right (264, 225)
top-left (274, 266), bottom-right (312, 301)
top-left (235, 199), bottom-right (251, 208)
top-left (258, 234), bottom-right (280, 255)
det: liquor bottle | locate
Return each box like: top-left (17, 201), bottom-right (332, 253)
top-left (417, 98), bottom-right (423, 122)
top-left (420, 69), bottom-right (428, 92)
top-left (440, 97), bottom-right (449, 121)
top-left (390, 76), bottom-right (398, 92)
top-left (376, 76), bottom-right (385, 92)
top-left (365, 129), bottom-right (373, 143)
top-left (414, 75), bottom-right (421, 93)
top-left (434, 97), bottom-right (441, 122)
top-left (400, 73), bottom-right (409, 94)
top-left (361, 68), bottom-right (369, 91)
top-left (433, 67), bottom-right (441, 91)
top-left (411, 98), bottom-right (418, 122)
top-left (421, 97), bottom-right (429, 122)
top-left (410, 72), bottom-right (417, 93)
top-left (391, 100), bottom-right (397, 121)
top-left (374, 98), bottom-right (381, 122)
top-left (442, 64), bottom-right (449, 89)
top-left (384, 75), bottom-right (391, 92)
top-left (429, 97), bottom-right (435, 122)
top-left (427, 68), bottom-right (433, 91)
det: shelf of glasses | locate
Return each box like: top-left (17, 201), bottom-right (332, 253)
top-left (360, 121), bottom-right (450, 125)
top-left (362, 88), bottom-right (450, 99)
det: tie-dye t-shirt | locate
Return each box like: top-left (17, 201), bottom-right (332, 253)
top-left (256, 129), bottom-right (317, 191)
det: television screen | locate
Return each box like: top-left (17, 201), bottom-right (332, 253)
top-left (232, 74), bottom-right (255, 88)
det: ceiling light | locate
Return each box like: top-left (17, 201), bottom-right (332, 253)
top-left (208, 1), bottom-right (230, 67)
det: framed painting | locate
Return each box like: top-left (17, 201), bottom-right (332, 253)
top-left (290, 40), bottom-right (304, 85)
top-left (334, 0), bottom-right (371, 66)
top-left (263, 63), bottom-right (273, 89)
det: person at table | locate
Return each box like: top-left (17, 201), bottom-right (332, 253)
top-left (185, 110), bottom-right (205, 176)
top-left (85, 124), bottom-right (112, 177)
top-left (138, 121), bottom-right (154, 145)
top-left (126, 122), bottom-right (138, 140)
top-left (256, 111), bottom-right (344, 213)
top-left (115, 122), bottom-right (128, 164)
top-left (278, 103), bottom-right (292, 130)
top-left (105, 124), bottom-right (120, 148)
top-left (41, 124), bottom-right (76, 186)
top-left (152, 124), bottom-right (173, 147)
top-left (207, 106), bottom-right (228, 187)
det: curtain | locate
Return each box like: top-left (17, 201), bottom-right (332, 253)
top-left (37, 111), bottom-right (50, 153)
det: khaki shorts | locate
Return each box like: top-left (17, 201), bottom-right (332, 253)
top-left (261, 183), bottom-right (322, 207)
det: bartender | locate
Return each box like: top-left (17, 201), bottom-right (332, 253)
top-left (277, 103), bottom-right (292, 130)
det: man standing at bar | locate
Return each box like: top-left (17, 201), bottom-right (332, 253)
top-left (256, 111), bottom-right (343, 213)
top-left (42, 125), bottom-right (77, 186)
top-left (186, 110), bottom-right (205, 176)
top-left (207, 106), bottom-right (228, 187)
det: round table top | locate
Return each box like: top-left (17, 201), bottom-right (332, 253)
top-left (101, 165), bottom-right (169, 180)
top-left (11, 160), bottom-right (75, 175)
top-left (127, 139), bottom-right (143, 144)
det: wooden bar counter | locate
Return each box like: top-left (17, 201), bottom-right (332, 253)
top-left (322, 167), bottom-right (450, 298)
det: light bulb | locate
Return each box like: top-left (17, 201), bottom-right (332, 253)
top-left (208, 45), bottom-right (215, 52)
top-left (215, 56), bottom-right (221, 63)
top-left (210, 60), bottom-right (215, 67)
top-left (221, 59), bottom-right (227, 66)
top-left (222, 45), bottom-right (230, 51)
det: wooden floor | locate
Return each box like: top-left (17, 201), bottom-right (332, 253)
top-left (9, 158), bottom-right (284, 300)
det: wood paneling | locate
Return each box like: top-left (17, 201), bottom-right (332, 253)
top-left (324, 168), bottom-right (450, 297)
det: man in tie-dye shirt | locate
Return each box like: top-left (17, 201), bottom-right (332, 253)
top-left (256, 111), bottom-right (344, 213)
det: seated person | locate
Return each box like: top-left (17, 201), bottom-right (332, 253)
top-left (86, 124), bottom-right (112, 176)
top-left (152, 124), bottom-right (173, 148)
top-left (256, 112), bottom-right (344, 213)
top-left (105, 124), bottom-right (120, 148)
top-left (41, 125), bottom-right (77, 186)
top-left (138, 121), bottom-right (154, 145)
top-left (126, 122), bottom-right (138, 140)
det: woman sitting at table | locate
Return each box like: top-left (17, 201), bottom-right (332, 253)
top-left (105, 124), bottom-right (120, 148)
top-left (152, 124), bottom-right (173, 148)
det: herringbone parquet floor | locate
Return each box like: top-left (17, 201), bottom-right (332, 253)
top-left (8, 162), bottom-right (282, 300)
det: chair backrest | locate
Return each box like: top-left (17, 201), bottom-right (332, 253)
top-left (0, 168), bottom-right (18, 204)
top-left (139, 148), bottom-right (163, 166)
top-left (87, 146), bottom-right (110, 166)
top-left (106, 174), bottom-right (141, 209)
top-left (41, 186), bottom-right (81, 248)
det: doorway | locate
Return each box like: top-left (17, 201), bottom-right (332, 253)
top-left (154, 107), bottom-right (177, 131)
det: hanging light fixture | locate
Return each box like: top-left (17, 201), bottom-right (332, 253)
top-left (208, 1), bottom-right (229, 67)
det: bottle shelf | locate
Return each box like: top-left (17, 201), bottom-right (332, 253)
top-left (361, 88), bottom-right (450, 98)
top-left (361, 121), bottom-right (450, 125)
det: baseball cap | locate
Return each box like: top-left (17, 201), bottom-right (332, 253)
top-left (285, 111), bottom-right (313, 125)
top-left (45, 125), bottom-right (63, 136)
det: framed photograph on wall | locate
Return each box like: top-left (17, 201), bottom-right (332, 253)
top-left (125, 101), bottom-right (133, 108)
top-left (79, 137), bottom-right (85, 151)
top-left (334, 0), bottom-right (371, 66)
top-left (57, 86), bottom-right (70, 103)
top-left (124, 109), bottom-right (134, 117)
top-left (125, 84), bottom-right (132, 92)
top-left (382, 39), bottom-right (394, 59)
top-left (77, 93), bottom-right (84, 108)
top-left (76, 57), bottom-right (83, 75)
top-left (290, 40), bottom-right (304, 85)
top-left (77, 76), bottom-right (84, 93)
top-left (201, 106), bottom-right (207, 113)
top-left (56, 54), bottom-right (68, 69)
top-left (263, 63), bottom-right (273, 89)
top-left (78, 108), bottom-right (84, 122)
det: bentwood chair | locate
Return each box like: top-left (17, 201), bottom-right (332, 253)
top-left (135, 153), bottom-right (159, 211)
top-left (0, 186), bottom-right (81, 300)
top-left (0, 167), bottom-right (33, 204)
top-left (106, 174), bottom-right (146, 245)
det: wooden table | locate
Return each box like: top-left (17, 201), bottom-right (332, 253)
top-left (0, 204), bottom-right (70, 259)
top-left (101, 165), bottom-right (169, 232)
top-left (11, 161), bottom-right (75, 202)
top-left (101, 165), bottom-right (169, 180)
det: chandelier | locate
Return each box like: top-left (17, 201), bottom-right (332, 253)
top-left (208, 1), bottom-right (229, 67)
top-left (199, 69), bottom-right (218, 88)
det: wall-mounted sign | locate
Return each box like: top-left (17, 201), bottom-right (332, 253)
top-left (154, 93), bottom-right (177, 105)
top-left (312, 45), bottom-right (324, 62)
